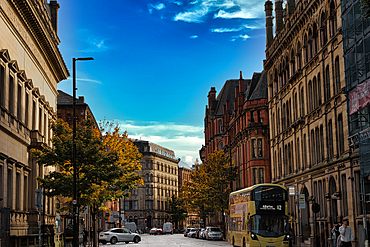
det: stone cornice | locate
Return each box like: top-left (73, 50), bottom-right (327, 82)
top-left (4, 0), bottom-right (69, 87)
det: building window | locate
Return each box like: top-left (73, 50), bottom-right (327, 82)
top-left (218, 141), bottom-right (223, 151)
top-left (25, 93), bottom-right (29, 127)
top-left (251, 111), bottom-right (255, 122)
top-left (7, 168), bottom-right (12, 208)
top-left (338, 114), bottom-right (344, 155)
top-left (257, 139), bottom-right (263, 157)
top-left (134, 201), bottom-right (138, 210)
top-left (328, 120), bottom-right (334, 160)
top-left (258, 111), bottom-right (262, 123)
top-left (219, 119), bottom-right (222, 133)
top-left (16, 171), bottom-right (21, 210)
top-left (0, 65), bottom-right (4, 107)
top-left (252, 168), bottom-right (257, 185)
top-left (341, 174), bottom-right (348, 216)
top-left (252, 139), bottom-right (256, 158)
top-left (259, 168), bottom-right (264, 183)
top-left (17, 84), bottom-right (22, 121)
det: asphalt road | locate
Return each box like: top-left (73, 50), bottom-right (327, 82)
top-left (97, 233), bottom-right (233, 246)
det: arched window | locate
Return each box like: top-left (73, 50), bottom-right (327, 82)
top-left (334, 56), bottom-right (341, 95)
top-left (145, 174), bottom-right (149, 182)
top-left (218, 141), bottom-right (224, 151)
top-left (329, 1), bottom-right (337, 37)
top-left (300, 87), bottom-right (305, 116)
top-left (321, 13), bottom-right (328, 46)
top-left (308, 80), bottom-right (313, 112)
top-left (317, 73), bottom-right (322, 105)
top-left (329, 177), bottom-right (338, 225)
top-left (297, 42), bottom-right (302, 70)
top-left (308, 29), bottom-right (313, 60)
top-left (313, 24), bottom-right (319, 55)
top-left (304, 34), bottom-right (308, 63)
top-left (325, 65), bottom-right (331, 101)
top-left (313, 77), bottom-right (318, 109)
top-left (291, 48), bottom-right (295, 76)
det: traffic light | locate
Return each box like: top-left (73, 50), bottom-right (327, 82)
top-left (145, 219), bottom-right (147, 223)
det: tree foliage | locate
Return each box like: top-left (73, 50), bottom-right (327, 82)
top-left (31, 117), bottom-right (143, 246)
top-left (167, 194), bottom-right (188, 230)
top-left (180, 150), bottom-right (237, 228)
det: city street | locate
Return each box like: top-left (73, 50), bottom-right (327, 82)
top-left (97, 233), bottom-right (232, 246)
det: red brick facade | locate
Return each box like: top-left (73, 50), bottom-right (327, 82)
top-left (201, 71), bottom-right (270, 190)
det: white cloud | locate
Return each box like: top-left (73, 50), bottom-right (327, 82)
top-left (64, 77), bottom-right (102, 84)
top-left (190, 35), bottom-right (198, 39)
top-left (211, 27), bottom-right (243, 33)
top-left (80, 37), bottom-right (110, 53)
top-left (231, 34), bottom-right (250, 41)
top-left (173, 0), bottom-right (264, 23)
top-left (115, 120), bottom-right (204, 162)
top-left (149, 3), bottom-right (166, 14)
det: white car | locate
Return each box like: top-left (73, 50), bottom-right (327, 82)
top-left (204, 227), bottom-right (223, 240)
top-left (99, 228), bottom-right (141, 245)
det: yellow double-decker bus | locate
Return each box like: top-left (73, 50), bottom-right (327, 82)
top-left (228, 184), bottom-right (292, 247)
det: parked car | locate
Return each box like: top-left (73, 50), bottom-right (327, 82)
top-left (204, 226), bottom-right (223, 240)
top-left (183, 227), bottom-right (196, 237)
top-left (150, 228), bottom-right (162, 235)
top-left (199, 228), bottom-right (206, 239)
top-left (99, 228), bottom-right (141, 245)
top-left (187, 228), bottom-right (198, 238)
top-left (195, 228), bottom-right (204, 239)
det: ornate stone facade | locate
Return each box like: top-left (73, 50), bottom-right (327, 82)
top-left (0, 0), bottom-right (68, 245)
top-left (123, 140), bottom-right (179, 232)
top-left (264, 0), bottom-right (360, 246)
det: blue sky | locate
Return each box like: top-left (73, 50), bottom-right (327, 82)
top-left (56, 0), bottom-right (267, 164)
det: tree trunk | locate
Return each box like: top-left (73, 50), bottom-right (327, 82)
top-left (91, 210), bottom-right (97, 247)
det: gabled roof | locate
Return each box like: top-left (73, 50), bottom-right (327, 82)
top-left (57, 90), bottom-right (74, 104)
top-left (214, 79), bottom-right (249, 117)
top-left (248, 71), bottom-right (267, 101)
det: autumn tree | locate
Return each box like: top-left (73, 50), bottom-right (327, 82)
top-left (167, 194), bottom-right (188, 231)
top-left (32, 117), bottom-right (142, 247)
top-left (180, 150), bottom-right (237, 233)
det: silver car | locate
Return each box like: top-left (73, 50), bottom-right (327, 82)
top-left (204, 226), bottom-right (223, 240)
top-left (99, 228), bottom-right (141, 245)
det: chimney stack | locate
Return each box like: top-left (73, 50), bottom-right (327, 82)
top-left (239, 71), bottom-right (244, 92)
top-left (275, 0), bottom-right (283, 33)
top-left (265, 0), bottom-right (274, 46)
top-left (49, 1), bottom-right (60, 34)
top-left (287, 0), bottom-right (295, 16)
top-left (208, 87), bottom-right (217, 109)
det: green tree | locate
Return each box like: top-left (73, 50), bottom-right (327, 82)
top-left (167, 194), bottom-right (188, 231)
top-left (32, 117), bottom-right (142, 247)
top-left (180, 150), bottom-right (237, 233)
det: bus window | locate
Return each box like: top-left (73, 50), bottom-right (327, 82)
top-left (250, 215), bottom-right (289, 237)
top-left (252, 186), bottom-right (287, 201)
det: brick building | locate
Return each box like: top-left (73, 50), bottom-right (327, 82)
top-left (202, 71), bottom-right (270, 190)
top-left (0, 0), bottom-right (69, 245)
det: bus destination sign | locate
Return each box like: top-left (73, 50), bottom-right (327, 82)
top-left (256, 201), bottom-right (285, 214)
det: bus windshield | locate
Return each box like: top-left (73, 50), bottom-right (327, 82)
top-left (250, 215), bottom-right (289, 237)
top-left (252, 186), bottom-right (287, 201)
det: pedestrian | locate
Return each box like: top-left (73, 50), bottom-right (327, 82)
top-left (332, 222), bottom-right (340, 247)
top-left (339, 219), bottom-right (354, 247)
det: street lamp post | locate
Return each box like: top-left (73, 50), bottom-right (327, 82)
top-left (73, 57), bottom-right (93, 247)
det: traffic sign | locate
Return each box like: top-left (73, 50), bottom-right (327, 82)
top-left (72, 200), bottom-right (77, 205)
top-left (299, 194), bottom-right (305, 209)
top-left (312, 203), bottom-right (320, 213)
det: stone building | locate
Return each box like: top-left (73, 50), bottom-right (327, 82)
top-left (0, 0), bottom-right (69, 246)
top-left (264, 0), bottom-right (358, 246)
top-left (123, 140), bottom-right (179, 231)
top-left (202, 71), bottom-right (270, 190)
